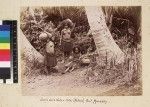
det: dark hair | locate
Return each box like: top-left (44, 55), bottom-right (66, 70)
top-left (88, 33), bottom-right (93, 37)
top-left (73, 46), bottom-right (80, 54)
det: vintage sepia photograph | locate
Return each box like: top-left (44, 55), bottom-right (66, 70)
top-left (20, 6), bottom-right (142, 96)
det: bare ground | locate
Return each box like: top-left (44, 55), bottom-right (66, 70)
top-left (22, 60), bottom-right (142, 96)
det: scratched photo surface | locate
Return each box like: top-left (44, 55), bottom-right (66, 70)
top-left (20, 6), bottom-right (142, 96)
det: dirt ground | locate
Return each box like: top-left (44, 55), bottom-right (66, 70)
top-left (22, 60), bottom-right (142, 96)
top-left (22, 60), bottom-right (119, 96)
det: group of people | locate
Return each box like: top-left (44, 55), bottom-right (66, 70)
top-left (44, 19), bottom-right (74, 73)
top-left (44, 19), bottom-right (97, 74)
top-left (44, 19), bottom-right (79, 73)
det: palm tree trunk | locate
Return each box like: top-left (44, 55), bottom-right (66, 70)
top-left (21, 30), bottom-right (44, 66)
top-left (85, 6), bottom-right (124, 65)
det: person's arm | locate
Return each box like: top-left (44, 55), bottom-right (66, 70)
top-left (71, 23), bottom-right (76, 32)
top-left (59, 30), bottom-right (63, 45)
top-left (44, 31), bottom-right (52, 38)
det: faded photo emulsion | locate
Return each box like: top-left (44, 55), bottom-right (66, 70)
top-left (20, 6), bottom-right (142, 96)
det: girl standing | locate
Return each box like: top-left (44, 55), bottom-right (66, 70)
top-left (45, 39), bottom-right (57, 74)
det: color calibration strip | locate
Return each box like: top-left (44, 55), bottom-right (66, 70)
top-left (0, 24), bottom-right (11, 83)
top-left (0, 20), bottom-right (18, 84)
